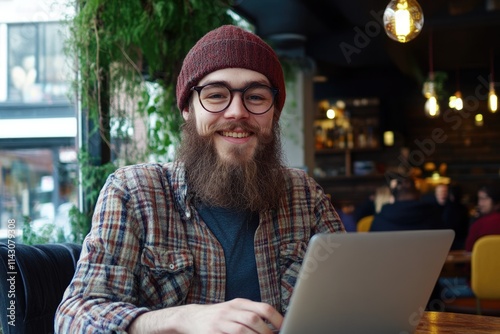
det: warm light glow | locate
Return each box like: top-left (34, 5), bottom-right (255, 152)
top-left (475, 113), bottom-right (484, 126)
top-left (326, 108), bottom-right (336, 119)
top-left (448, 91), bottom-right (463, 110)
top-left (425, 95), bottom-right (440, 117)
top-left (383, 131), bottom-right (394, 146)
top-left (383, 0), bottom-right (424, 43)
top-left (395, 5), bottom-right (411, 36)
top-left (488, 83), bottom-right (498, 113)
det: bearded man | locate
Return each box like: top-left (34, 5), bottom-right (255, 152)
top-left (55, 25), bottom-right (344, 334)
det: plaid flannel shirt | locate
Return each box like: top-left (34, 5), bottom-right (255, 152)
top-left (55, 162), bottom-right (344, 333)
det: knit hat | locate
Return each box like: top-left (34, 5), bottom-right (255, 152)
top-left (176, 25), bottom-right (286, 115)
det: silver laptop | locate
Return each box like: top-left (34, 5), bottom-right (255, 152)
top-left (278, 229), bottom-right (454, 334)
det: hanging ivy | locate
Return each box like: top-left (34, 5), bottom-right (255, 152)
top-left (61, 0), bottom-right (234, 243)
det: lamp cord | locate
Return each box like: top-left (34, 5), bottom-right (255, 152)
top-left (429, 29), bottom-right (434, 81)
top-left (491, 48), bottom-right (495, 84)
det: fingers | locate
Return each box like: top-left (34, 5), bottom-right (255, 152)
top-left (227, 299), bottom-right (283, 333)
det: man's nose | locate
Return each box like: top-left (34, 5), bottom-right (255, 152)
top-left (223, 93), bottom-right (250, 120)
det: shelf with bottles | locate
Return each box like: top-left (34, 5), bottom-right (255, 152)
top-left (314, 97), bottom-right (380, 153)
top-left (313, 97), bottom-right (382, 179)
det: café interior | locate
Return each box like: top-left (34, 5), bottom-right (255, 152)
top-left (2, 0), bottom-right (500, 332)
top-left (233, 0), bottom-right (500, 325)
top-left (234, 0), bottom-right (500, 207)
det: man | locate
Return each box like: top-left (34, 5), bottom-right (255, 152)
top-left (370, 175), bottom-right (443, 231)
top-left (55, 25), bottom-right (344, 333)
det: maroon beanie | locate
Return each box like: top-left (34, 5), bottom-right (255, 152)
top-left (176, 25), bottom-right (286, 115)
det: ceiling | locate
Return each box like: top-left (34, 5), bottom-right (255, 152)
top-left (233, 0), bottom-right (500, 101)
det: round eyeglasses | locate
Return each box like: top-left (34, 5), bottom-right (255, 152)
top-left (191, 83), bottom-right (278, 115)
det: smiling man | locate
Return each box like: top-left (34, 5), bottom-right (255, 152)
top-left (55, 25), bottom-right (344, 334)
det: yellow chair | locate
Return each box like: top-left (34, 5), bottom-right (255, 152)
top-left (356, 215), bottom-right (374, 232)
top-left (471, 235), bottom-right (500, 314)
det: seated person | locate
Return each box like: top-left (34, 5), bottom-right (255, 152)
top-left (54, 25), bottom-right (344, 334)
top-left (356, 185), bottom-right (393, 232)
top-left (442, 184), bottom-right (470, 250)
top-left (465, 182), bottom-right (500, 251)
top-left (423, 183), bottom-right (470, 249)
top-left (370, 175), bottom-right (443, 231)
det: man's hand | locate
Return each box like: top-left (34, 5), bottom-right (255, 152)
top-left (128, 298), bottom-right (283, 334)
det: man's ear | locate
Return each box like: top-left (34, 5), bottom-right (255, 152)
top-left (182, 108), bottom-right (190, 121)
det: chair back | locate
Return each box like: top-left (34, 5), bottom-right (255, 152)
top-left (0, 242), bottom-right (82, 334)
top-left (471, 235), bottom-right (500, 299)
top-left (357, 215), bottom-right (374, 232)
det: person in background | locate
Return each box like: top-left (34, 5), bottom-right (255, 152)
top-left (352, 192), bottom-right (376, 223)
top-left (423, 183), bottom-right (470, 249)
top-left (465, 182), bottom-right (500, 251)
top-left (356, 185), bottom-right (393, 232)
top-left (442, 183), bottom-right (470, 249)
top-left (434, 183), bottom-right (449, 206)
top-left (55, 25), bottom-right (344, 334)
top-left (337, 202), bottom-right (357, 232)
top-left (370, 175), bottom-right (443, 231)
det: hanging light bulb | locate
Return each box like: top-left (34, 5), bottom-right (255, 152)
top-left (449, 91), bottom-right (463, 110)
top-left (326, 108), bottom-right (336, 119)
top-left (425, 95), bottom-right (440, 117)
top-left (383, 0), bottom-right (424, 43)
top-left (489, 82), bottom-right (498, 113)
top-left (423, 29), bottom-right (439, 117)
top-left (454, 91), bottom-right (463, 110)
top-left (488, 50), bottom-right (497, 113)
top-left (449, 69), bottom-right (463, 111)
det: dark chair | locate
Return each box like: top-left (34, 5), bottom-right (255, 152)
top-left (0, 242), bottom-right (82, 334)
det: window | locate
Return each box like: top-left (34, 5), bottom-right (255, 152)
top-left (0, 147), bottom-right (77, 240)
top-left (6, 21), bottom-right (70, 103)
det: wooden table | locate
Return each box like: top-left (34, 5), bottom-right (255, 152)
top-left (440, 250), bottom-right (472, 278)
top-left (416, 311), bottom-right (500, 333)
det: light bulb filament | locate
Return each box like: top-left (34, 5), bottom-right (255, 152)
top-left (395, 3), bottom-right (411, 37)
top-left (383, 0), bottom-right (424, 43)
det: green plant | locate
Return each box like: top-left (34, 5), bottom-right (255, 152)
top-left (63, 0), bottom-right (235, 244)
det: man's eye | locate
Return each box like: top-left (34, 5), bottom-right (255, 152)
top-left (247, 94), bottom-right (265, 101)
top-left (206, 93), bottom-right (226, 99)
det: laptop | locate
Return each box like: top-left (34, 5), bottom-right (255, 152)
top-left (278, 229), bottom-right (455, 334)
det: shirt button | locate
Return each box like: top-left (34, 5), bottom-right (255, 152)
top-left (169, 263), bottom-right (175, 270)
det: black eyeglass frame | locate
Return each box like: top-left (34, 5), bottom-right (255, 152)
top-left (190, 83), bottom-right (279, 115)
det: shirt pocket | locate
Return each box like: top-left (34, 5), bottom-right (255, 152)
top-left (279, 241), bottom-right (307, 312)
top-left (140, 246), bottom-right (194, 307)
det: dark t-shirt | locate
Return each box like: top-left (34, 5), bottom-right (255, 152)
top-left (197, 204), bottom-right (261, 301)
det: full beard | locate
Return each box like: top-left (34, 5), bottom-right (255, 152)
top-left (176, 115), bottom-right (286, 212)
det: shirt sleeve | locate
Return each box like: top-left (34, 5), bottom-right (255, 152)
top-left (309, 173), bottom-right (345, 234)
top-left (55, 172), bottom-right (150, 333)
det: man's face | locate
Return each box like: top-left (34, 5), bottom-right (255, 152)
top-left (177, 67), bottom-right (285, 211)
top-left (435, 184), bottom-right (448, 205)
top-left (182, 68), bottom-right (276, 164)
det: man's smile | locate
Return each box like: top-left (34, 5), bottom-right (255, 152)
top-left (220, 131), bottom-right (252, 138)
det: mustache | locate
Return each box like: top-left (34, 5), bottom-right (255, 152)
top-left (207, 120), bottom-right (274, 145)
top-left (208, 121), bottom-right (261, 135)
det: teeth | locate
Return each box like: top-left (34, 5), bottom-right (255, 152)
top-left (222, 131), bottom-right (250, 138)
